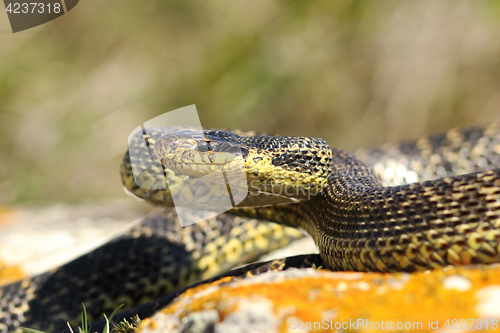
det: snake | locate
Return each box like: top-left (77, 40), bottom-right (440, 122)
top-left (1, 122), bottom-right (500, 332)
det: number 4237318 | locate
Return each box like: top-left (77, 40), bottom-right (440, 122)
top-left (5, 2), bottom-right (62, 14)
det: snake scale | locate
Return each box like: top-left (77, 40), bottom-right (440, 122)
top-left (1, 122), bottom-right (500, 332)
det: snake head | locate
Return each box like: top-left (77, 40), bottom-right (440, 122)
top-left (154, 130), bottom-right (249, 177)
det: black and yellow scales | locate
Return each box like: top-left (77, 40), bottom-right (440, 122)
top-left (1, 122), bottom-right (500, 332)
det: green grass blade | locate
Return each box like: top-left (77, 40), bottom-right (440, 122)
top-left (108, 304), bottom-right (124, 323)
top-left (20, 328), bottom-right (46, 333)
top-left (102, 314), bottom-right (110, 333)
top-left (80, 303), bottom-right (88, 333)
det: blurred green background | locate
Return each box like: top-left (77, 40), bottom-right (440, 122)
top-left (1, 0), bottom-right (500, 205)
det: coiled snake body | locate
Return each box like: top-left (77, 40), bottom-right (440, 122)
top-left (1, 123), bottom-right (500, 332)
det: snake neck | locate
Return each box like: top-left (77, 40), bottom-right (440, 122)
top-left (327, 148), bottom-right (384, 195)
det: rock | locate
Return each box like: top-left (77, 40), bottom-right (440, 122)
top-left (139, 264), bottom-right (500, 332)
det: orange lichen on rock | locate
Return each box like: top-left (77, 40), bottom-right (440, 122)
top-left (0, 264), bottom-right (24, 286)
top-left (139, 265), bottom-right (500, 333)
top-left (0, 207), bottom-right (24, 286)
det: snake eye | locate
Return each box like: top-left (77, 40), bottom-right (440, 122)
top-left (169, 143), bottom-right (178, 150)
top-left (197, 141), bottom-right (211, 152)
